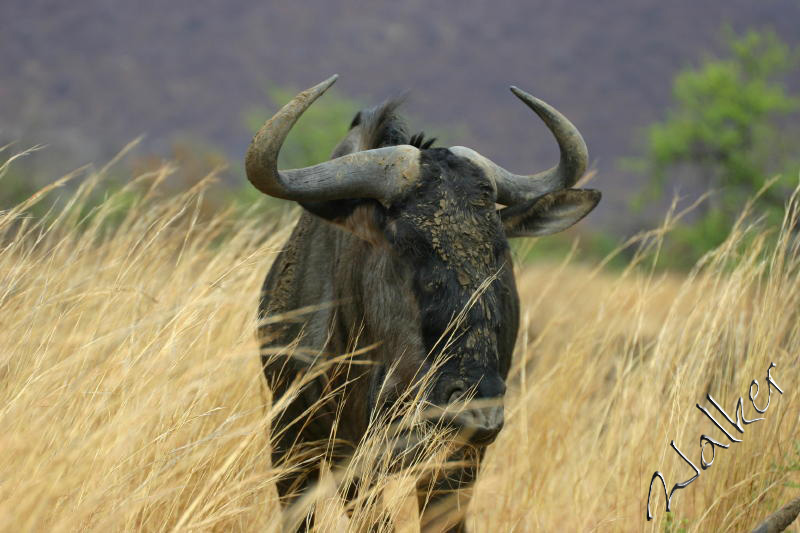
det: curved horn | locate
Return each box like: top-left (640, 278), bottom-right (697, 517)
top-left (450, 87), bottom-right (588, 206)
top-left (245, 75), bottom-right (420, 204)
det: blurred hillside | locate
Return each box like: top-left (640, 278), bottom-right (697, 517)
top-left (2, 0), bottom-right (799, 231)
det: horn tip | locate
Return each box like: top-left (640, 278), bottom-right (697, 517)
top-left (301, 75), bottom-right (338, 101)
top-left (304, 75), bottom-right (338, 97)
top-left (320, 74), bottom-right (339, 90)
top-left (509, 85), bottom-right (539, 104)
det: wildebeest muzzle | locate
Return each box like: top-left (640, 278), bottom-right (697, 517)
top-left (433, 372), bottom-right (506, 446)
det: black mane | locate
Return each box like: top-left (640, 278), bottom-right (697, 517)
top-left (352, 98), bottom-right (436, 150)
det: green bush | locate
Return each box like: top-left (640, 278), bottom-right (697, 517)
top-left (630, 28), bottom-right (800, 269)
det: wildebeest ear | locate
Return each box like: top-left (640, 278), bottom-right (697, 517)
top-left (300, 199), bottom-right (386, 245)
top-left (498, 189), bottom-right (601, 238)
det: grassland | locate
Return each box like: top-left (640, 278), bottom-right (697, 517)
top-left (1, 151), bottom-right (798, 532)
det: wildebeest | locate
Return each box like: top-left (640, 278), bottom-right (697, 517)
top-left (246, 75), bottom-right (600, 531)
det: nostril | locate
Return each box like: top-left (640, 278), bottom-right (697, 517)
top-left (447, 387), bottom-right (465, 405)
top-left (498, 381), bottom-right (507, 396)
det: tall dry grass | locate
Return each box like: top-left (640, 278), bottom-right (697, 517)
top-left (0, 148), bottom-right (798, 532)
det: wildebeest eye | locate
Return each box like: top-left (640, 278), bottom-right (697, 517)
top-left (420, 275), bottom-right (445, 294)
top-left (469, 183), bottom-right (494, 206)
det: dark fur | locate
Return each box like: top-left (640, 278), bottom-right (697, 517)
top-left (350, 97), bottom-right (437, 150)
top-left (260, 101), bottom-right (517, 532)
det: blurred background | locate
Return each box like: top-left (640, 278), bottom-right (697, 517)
top-left (2, 0), bottom-right (799, 268)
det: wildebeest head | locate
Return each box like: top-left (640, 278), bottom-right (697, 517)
top-left (246, 75), bottom-right (600, 445)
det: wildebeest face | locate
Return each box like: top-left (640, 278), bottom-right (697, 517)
top-left (299, 149), bottom-right (517, 444)
top-left (375, 148), bottom-right (515, 443)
